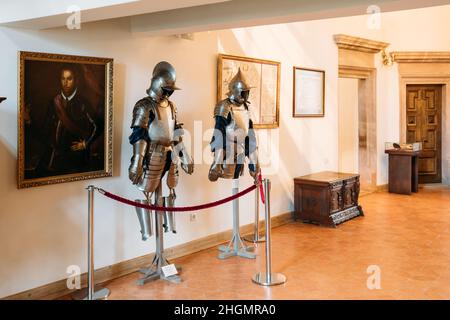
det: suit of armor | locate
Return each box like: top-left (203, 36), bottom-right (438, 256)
top-left (129, 61), bottom-right (193, 238)
top-left (209, 68), bottom-right (259, 182)
top-left (208, 68), bottom-right (260, 260)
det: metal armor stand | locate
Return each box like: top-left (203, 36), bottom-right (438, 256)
top-left (137, 184), bottom-right (181, 285)
top-left (218, 179), bottom-right (256, 260)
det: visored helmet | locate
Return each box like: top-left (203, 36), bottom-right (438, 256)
top-left (146, 61), bottom-right (181, 102)
top-left (227, 68), bottom-right (252, 105)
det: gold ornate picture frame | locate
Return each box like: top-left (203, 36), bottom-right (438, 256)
top-left (293, 67), bottom-right (325, 118)
top-left (217, 54), bottom-right (280, 129)
top-left (18, 51), bottom-right (113, 189)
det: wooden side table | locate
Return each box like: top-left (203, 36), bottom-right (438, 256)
top-left (385, 149), bottom-right (420, 195)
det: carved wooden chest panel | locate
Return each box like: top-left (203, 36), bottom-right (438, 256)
top-left (294, 172), bottom-right (364, 227)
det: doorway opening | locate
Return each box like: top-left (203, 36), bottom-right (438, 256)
top-left (338, 67), bottom-right (377, 195)
top-left (338, 78), bottom-right (359, 174)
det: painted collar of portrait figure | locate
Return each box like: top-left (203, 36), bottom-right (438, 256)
top-left (61, 88), bottom-right (78, 101)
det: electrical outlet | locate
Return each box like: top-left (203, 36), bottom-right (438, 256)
top-left (190, 214), bottom-right (197, 222)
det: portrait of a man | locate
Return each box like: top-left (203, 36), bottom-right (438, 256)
top-left (19, 52), bottom-right (113, 188)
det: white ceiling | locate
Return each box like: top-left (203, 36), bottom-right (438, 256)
top-left (1, 0), bottom-right (450, 34)
top-left (0, 0), bottom-right (230, 28)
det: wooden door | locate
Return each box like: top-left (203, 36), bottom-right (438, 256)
top-left (406, 85), bottom-right (442, 184)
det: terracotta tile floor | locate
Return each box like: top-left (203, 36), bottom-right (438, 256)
top-left (99, 186), bottom-right (450, 300)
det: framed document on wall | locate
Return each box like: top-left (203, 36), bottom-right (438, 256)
top-left (293, 67), bottom-right (325, 117)
top-left (218, 54), bottom-right (280, 129)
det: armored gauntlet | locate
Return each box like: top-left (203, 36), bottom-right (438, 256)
top-left (248, 146), bottom-right (260, 182)
top-left (177, 141), bottom-right (194, 175)
top-left (208, 148), bottom-right (224, 182)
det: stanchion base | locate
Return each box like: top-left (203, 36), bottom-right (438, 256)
top-left (139, 265), bottom-right (182, 275)
top-left (252, 272), bottom-right (286, 286)
top-left (243, 234), bottom-right (266, 243)
top-left (218, 245), bottom-right (256, 260)
top-left (217, 230), bottom-right (257, 260)
top-left (137, 265), bottom-right (182, 285)
top-left (137, 272), bottom-right (181, 285)
top-left (72, 286), bottom-right (111, 300)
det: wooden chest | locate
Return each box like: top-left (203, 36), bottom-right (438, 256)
top-left (294, 172), bottom-right (364, 227)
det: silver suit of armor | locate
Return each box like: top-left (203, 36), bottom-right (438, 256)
top-left (209, 68), bottom-right (259, 181)
top-left (129, 61), bottom-right (194, 244)
top-left (209, 69), bottom-right (259, 261)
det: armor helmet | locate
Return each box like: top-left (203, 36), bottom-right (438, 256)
top-left (227, 68), bottom-right (252, 105)
top-left (146, 61), bottom-right (181, 102)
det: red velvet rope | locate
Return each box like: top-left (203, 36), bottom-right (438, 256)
top-left (258, 173), bottom-right (265, 204)
top-left (98, 184), bottom-right (258, 212)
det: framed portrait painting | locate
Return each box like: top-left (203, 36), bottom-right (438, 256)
top-left (293, 67), bottom-right (325, 117)
top-left (18, 51), bottom-right (113, 189)
top-left (217, 54), bottom-right (280, 129)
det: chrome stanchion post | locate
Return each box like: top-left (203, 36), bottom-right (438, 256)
top-left (244, 186), bottom-right (265, 243)
top-left (88, 185), bottom-right (94, 300)
top-left (72, 186), bottom-right (110, 300)
top-left (252, 179), bottom-right (286, 286)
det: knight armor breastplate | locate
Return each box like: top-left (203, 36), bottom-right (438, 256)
top-left (147, 100), bottom-right (175, 147)
top-left (225, 105), bottom-right (249, 159)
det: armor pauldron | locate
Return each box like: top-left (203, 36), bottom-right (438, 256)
top-left (214, 99), bottom-right (232, 119)
top-left (131, 98), bottom-right (153, 128)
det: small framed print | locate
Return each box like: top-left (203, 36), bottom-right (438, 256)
top-left (293, 67), bottom-right (325, 118)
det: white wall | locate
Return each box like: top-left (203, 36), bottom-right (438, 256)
top-left (338, 78), bottom-right (359, 174)
top-left (1, 5), bottom-right (450, 297)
